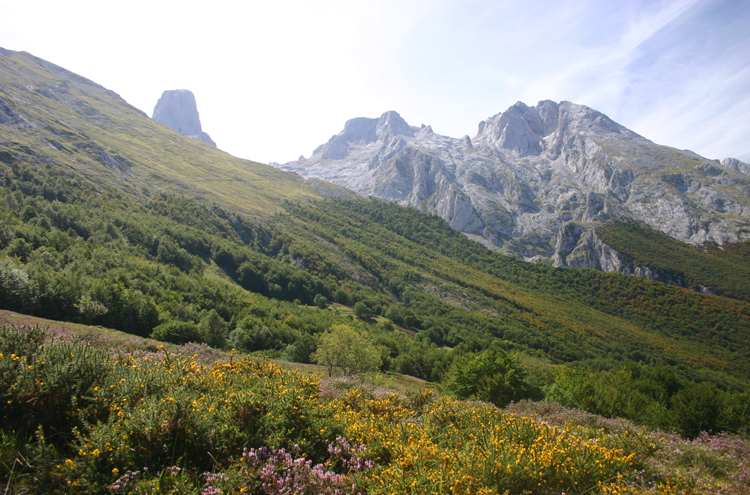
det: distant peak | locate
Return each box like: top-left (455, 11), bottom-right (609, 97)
top-left (152, 89), bottom-right (216, 147)
top-left (376, 110), bottom-right (414, 139)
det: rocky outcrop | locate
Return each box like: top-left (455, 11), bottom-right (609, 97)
top-left (152, 90), bottom-right (216, 147)
top-left (276, 101), bottom-right (750, 273)
top-left (722, 157), bottom-right (750, 175)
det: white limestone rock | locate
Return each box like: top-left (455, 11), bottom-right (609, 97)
top-left (152, 89), bottom-right (216, 147)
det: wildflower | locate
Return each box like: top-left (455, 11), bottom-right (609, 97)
top-left (65, 459), bottom-right (75, 467)
top-left (112, 467), bottom-right (119, 474)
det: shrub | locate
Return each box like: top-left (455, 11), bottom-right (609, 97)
top-left (150, 320), bottom-right (202, 345)
top-left (443, 348), bottom-right (539, 407)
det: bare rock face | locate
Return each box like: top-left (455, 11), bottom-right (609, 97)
top-left (152, 90), bottom-right (216, 147)
top-left (722, 157), bottom-right (750, 175)
top-left (275, 101), bottom-right (750, 275)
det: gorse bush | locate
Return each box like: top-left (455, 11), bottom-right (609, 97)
top-left (0, 324), bottom-right (109, 441)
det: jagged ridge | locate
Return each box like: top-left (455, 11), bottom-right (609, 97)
top-left (278, 101), bottom-right (750, 274)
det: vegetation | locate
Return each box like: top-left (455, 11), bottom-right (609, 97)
top-left (2, 324), bottom-right (748, 494)
top-left (1, 45), bottom-right (750, 493)
top-left (311, 324), bottom-right (382, 377)
top-left (597, 219), bottom-right (750, 302)
top-left (1, 159), bottom-right (749, 438)
top-left (443, 348), bottom-right (541, 407)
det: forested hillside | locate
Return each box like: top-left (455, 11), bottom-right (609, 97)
top-left (597, 219), bottom-right (750, 302)
top-left (1, 158), bottom-right (749, 438)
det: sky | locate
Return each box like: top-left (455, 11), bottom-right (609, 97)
top-left (0, 0), bottom-right (748, 164)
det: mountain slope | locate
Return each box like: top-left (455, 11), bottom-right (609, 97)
top-left (278, 103), bottom-right (750, 269)
top-left (596, 219), bottom-right (750, 301)
top-left (0, 48), bottom-right (319, 217)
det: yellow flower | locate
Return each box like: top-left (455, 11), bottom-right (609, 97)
top-left (65, 459), bottom-right (75, 467)
top-left (112, 467), bottom-right (119, 474)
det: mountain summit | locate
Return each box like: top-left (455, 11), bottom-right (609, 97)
top-left (278, 101), bottom-right (750, 271)
top-left (152, 89), bottom-right (216, 147)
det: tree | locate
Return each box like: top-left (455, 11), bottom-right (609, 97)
top-left (384, 306), bottom-right (403, 325)
top-left (311, 325), bottom-right (381, 377)
top-left (353, 301), bottom-right (371, 319)
top-left (334, 288), bottom-right (349, 306)
top-left (671, 382), bottom-right (723, 438)
top-left (314, 293), bottom-right (328, 309)
top-left (199, 309), bottom-right (228, 348)
top-left (76, 294), bottom-right (108, 325)
top-left (237, 262), bottom-right (266, 293)
top-left (151, 320), bottom-right (202, 345)
top-left (443, 349), bottom-right (537, 407)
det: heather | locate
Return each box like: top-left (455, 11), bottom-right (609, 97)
top-left (2, 324), bottom-right (748, 494)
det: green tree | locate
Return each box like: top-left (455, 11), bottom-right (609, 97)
top-left (353, 301), bottom-right (372, 319)
top-left (671, 382), bottom-right (723, 438)
top-left (384, 306), bottom-right (403, 325)
top-left (284, 332), bottom-right (317, 364)
top-left (334, 288), bottom-right (349, 306)
top-left (443, 349), bottom-right (538, 407)
top-left (75, 294), bottom-right (108, 325)
top-left (314, 293), bottom-right (328, 309)
top-left (151, 320), bottom-right (202, 345)
top-left (311, 325), bottom-right (381, 377)
top-left (199, 309), bottom-right (228, 348)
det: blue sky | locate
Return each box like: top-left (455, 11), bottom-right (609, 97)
top-left (0, 0), bottom-right (747, 164)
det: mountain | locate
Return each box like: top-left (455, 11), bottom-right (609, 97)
top-left (278, 102), bottom-right (750, 272)
top-left (0, 48), bottom-right (319, 217)
top-left (152, 89), bottom-right (216, 147)
top-left (3, 47), bottom-right (750, 494)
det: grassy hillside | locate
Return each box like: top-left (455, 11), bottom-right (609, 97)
top-left (0, 48), bottom-right (320, 217)
top-left (280, 200), bottom-right (750, 382)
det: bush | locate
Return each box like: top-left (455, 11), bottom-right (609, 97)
top-left (353, 301), bottom-right (371, 319)
top-left (443, 348), bottom-right (539, 407)
top-left (150, 320), bottom-right (202, 345)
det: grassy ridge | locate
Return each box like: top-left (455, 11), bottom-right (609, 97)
top-left (0, 48), bottom-right (320, 217)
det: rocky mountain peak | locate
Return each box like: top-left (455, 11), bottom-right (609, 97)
top-left (376, 110), bottom-right (415, 139)
top-left (152, 89), bottom-right (216, 147)
top-left (474, 100), bottom-right (632, 157)
top-left (722, 157), bottom-right (750, 175)
top-left (312, 110), bottom-right (416, 160)
top-left (277, 100), bottom-right (750, 275)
